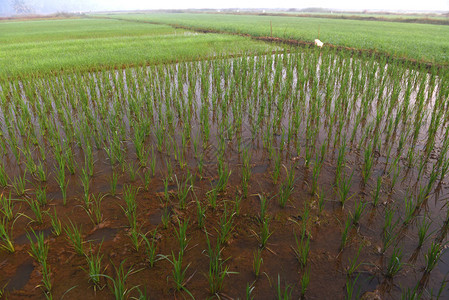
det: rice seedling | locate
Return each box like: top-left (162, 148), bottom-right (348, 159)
top-left (197, 152), bottom-right (204, 179)
top-left (163, 176), bottom-right (171, 202)
top-left (372, 176), bottom-right (382, 206)
top-left (100, 260), bottom-right (141, 300)
top-left (25, 227), bottom-right (52, 296)
top-left (174, 218), bottom-right (189, 255)
top-left (276, 274), bottom-right (292, 300)
top-left (65, 220), bottom-right (84, 255)
top-left (142, 168), bottom-right (151, 191)
top-left (141, 229), bottom-right (159, 268)
top-left (85, 146), bottom-right (94, 177)
top-left (127, 162), bottom-right (138, 182)
top-left (318, 191), bottom-right (326, 213)
top-left (0, 193), bottom-right (14, 221)
top-left (0, 282), bottom-right (6, 299)
top-left (385, 246), bottom-right (403, 277)
top-left (278, 175), bottom-right (294, 208)
top-left (341, 216), bottom-right (352, 250)
top-left (55, 163), bottom-right (68, 205)
top-left (160, 251), bottom-right (192, 294)
top-left (80, 167), bottom-right (90, 203)
top-left (207, 185), bottom-right (219, 210)
top-left (0, 163), bottom-right (8, 187)
top-left (155, 126), bottom-right (165, 152)
top-left (161, 206), bottom-right (170, 229)
top-left (217, 203), bottom-right (235, 246)
top-left (345, 273), bottom-right (360, 300)
top-left (439, 155), bottom-right (449, 183)
top-left (27, 229), bottom-right (49, 264)
top-left (85, 194), bottom-right (105, 225)
top-left (258, 193), bottom-right (271, 222)
top-left (40, 262), bottom-right (52, 298)
top-left (45, 208), bottom-right (62, 237)
top-left (402, 194), bottom-right (415, 225)
top-left (12, 171), bottom-right (28, 196)
top-left (351, 199), bottom-right (366, 226)
top-left (300, 268), bottom-right (310, 298)
top-left (165, 158), bottom-right (173, 180)
top-left (82, 242), bottom-right (104, 289)
top-left (253, 249), bottom-right (263, 277)
top-left (23, 147), bottom-right (37, 175)
top-left (121, 185), bottom-right (138, 227)
top-left (335, 139), bottom-right (347, 184)
top-left (337, 170), bottom-right (354, 207)
top-left (216, 161), bottom-right (231, 193)
top-left (35, 185), bottom-right (47, 207)
top-left (433, 273), bottom-right (449, 300)
top-left (241, 148), bottom-right (252, 198)
top-left (174, 174), bottom-right (192, 210)
top-left (128, 225), bottom-right (142, 252)
top-left (293, 230), bottom-right (310, 269)
top-left (26, 198), bottom-right (44, 224)
top-left (417, 217), bottom-right (432, 248)
top-left (382, 208), bottom-right (399, 254)
top-left (347, 245), bottom-right (363, 277)
top-left (64, 145), bottom-right (76, 175)
top-left (246, 281), bottom-right (256, 300)
top-left (35, 162), bottom-right (47, 182)
top-left (232, 193), bottom-right (242, 215)
top-left (425, 242), bottom-right (444, 273)
top-left (259, 216), bottom-right (272, 249)
top-left (401, 287), bottom-right (421, 300)
top-left (148, 147), bottom-right (156, 176)
top-left (203, 230), bottom-right (236, 295)
top-left (362, 141), bottom-right (374, 184)
top-left (110, 170), bottom-right (118, 196)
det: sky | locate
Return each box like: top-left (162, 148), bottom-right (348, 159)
top-left (102, 0), bottom-right (449, 12)
top-left (1, 0), bottom-right (448, 16)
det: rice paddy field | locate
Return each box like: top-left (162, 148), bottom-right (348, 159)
top-left (253, 11), bottom-right (449, 23)
top-left (0, 18), bottom-right (274, 79)
top-left (100, 12), bottom-right (449, 66)
top-left (1, 13), bottom-right (449, 300)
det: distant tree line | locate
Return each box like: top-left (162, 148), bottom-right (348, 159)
top-left (10, 0), bottom-right (33, 14)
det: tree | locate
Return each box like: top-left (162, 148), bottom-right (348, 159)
top-left (10, 0), bottom-right (33, 14)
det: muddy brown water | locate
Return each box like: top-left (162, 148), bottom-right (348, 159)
top-left (0, 53), bottom-right (449, 299)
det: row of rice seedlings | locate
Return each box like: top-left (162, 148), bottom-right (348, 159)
top-left (1, 51), bottom-right (447, 213)
top-left (0, 48), bottom-right (448, 297)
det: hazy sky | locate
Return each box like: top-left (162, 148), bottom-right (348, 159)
top-left (115, 0), bottom-right (449, 11)
top-left (1, 0), bottom-right (448, 15)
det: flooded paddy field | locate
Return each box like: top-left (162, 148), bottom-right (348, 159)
top-left (1, 48), bottom-right (449, 299)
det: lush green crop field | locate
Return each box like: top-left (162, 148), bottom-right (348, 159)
top-left (0, 17), bottom-right (275, 78)
top-left (101, 13), bottom-right (449, 65)
top-left (276, 11), bottom-right (449, 21)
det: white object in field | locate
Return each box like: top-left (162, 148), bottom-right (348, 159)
top-left (314, 39), bottom-right (324, 47)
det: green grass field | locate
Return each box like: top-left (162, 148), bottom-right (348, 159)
top-left (0, 17), bottom-right (275, 78)
top-left (270, 11), bottom-right (449, 21)
top-left (101, 13), bottom-right (449, 65)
